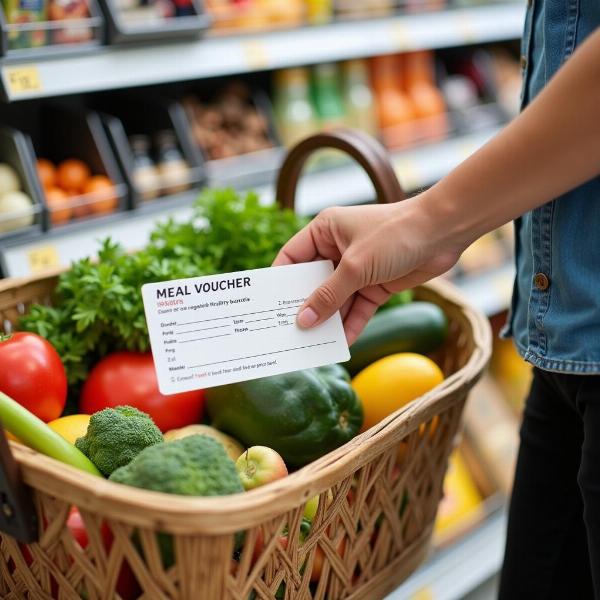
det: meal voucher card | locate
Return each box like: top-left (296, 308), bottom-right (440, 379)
top-left (142, 261), bottom-right (350, 394)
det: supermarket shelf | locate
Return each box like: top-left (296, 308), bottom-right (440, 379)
top-left (0, 3), bottom-right (524, 102)
top-left (0, 126), bottom-right (502, 278)
top-left (387, 508), bottom-right (507, 600)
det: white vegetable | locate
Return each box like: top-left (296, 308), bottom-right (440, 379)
top-left (0, 191), bottom-right (34, 233)
top-left (0, 164), bottom-right (21, 195)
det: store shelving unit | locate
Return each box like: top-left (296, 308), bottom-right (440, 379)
top-left (0, 3), bottom-right (524, 102)
top-left (388, 508), bottom-right (507, 600)
top-left (0, 125), bottom-right (506, 280)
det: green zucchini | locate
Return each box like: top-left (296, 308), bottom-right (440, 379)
top-left (345, 301), bottom-right (448, 376)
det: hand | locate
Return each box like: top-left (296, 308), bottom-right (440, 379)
top-left (273, 194), bottom-right (465, 344)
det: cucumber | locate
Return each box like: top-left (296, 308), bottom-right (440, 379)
top-left (345, 302), bottom-right (448, 376)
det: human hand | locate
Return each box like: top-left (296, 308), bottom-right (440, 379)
top-left (273, 194), bottom-right (465, 344)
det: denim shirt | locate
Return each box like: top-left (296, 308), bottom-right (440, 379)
top-left (503, 0), bottom-right (600, 373)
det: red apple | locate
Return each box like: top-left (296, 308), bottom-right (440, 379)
top-left (236, 446), bottom-right (288, 491)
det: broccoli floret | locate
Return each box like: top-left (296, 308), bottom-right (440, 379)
top-left (109, 434), bottom-right (244, 496)
top-left (75, 406), bottom-right (163, 476)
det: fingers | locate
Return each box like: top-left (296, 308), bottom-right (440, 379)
top-left (343, 295), bottom-right (379, 345)
top-left (272, 225), bottom-right (317, 266)
top-left (297, 256), bottom-right (362, 329)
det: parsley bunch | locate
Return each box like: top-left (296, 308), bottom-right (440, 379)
top-left (21, 188), bottom-right (307, 386)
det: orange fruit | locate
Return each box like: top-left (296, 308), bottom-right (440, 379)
top-left (47, 414), bottom-right (90, 445)
top-left (36, 158), bottom-right (55, 189)
top-left (83, 175), bottom-right (117, 215)
top-left (56, 159), bottom-right (90, 193)
top-left (45, 187), bottom-right (71, 225)
top-left (69, 190), bottom-right (91, 219)
top-left (352, 353), bottom-right (444, 432)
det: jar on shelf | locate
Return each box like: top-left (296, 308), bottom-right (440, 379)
top-left (129, 134), bottom-right (161, 201)
top-left (154, 130), bottom-right (190, 196)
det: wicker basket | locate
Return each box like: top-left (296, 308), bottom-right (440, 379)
top-left (0, 130), bottom-right (491, 600)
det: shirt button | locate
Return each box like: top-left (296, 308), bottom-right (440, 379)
top-left (520, 56), bottom-right (528, 70)
top-left (534, 273), bottom-right (550, 291)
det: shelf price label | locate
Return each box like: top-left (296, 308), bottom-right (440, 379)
top-left (4, 65), bottom-right (42, 97)
top-left (27, 245), bottom-right (60, 274)
top-left (243, 40), bottom-right (269, 70)
top-left (390, 22), bottom-right (414, 51)
top-left (411, 588), bottom-right (434, 600)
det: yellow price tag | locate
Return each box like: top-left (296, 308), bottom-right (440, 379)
top-left (27, 245), bottom-right (60, 274)
top-left (390, 23), bottom-right (413, 50)
top-left (394, 159), bottom-right (422, 190)
top-left (411, 587), bottom-right (434, 600)
top-left (455, 15), bottom-right (477, 44)
top-left (4, 65), bottom-right (42, 96)
top-left (243, 40), bottom-right (269, 70)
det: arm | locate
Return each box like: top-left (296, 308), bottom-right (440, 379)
top-left (275, 28), bottom-right (600, 343)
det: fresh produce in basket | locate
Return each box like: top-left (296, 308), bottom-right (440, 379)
top-left (20, 189), bottom-right (307, 387)
top-left (0, 391), bottom-right (101, 476)
top-left (75, 406), bottom-right (163, 476)
top-left (48, 414), bottom-right (90, 444)
top-left (109, 434), bottom-right (244, 497)
top-left (346, 302), bottom-right (448, 376)
top-left (80, 352), bottom-right (205, 432)
top-left (164, 424), bottom-right (245, 461)
top-left (66, 507), bottom-right (141, 599)
top-left (236, 446), bottom-right (288, 491)
top-left (0, 332), bottom-right (67, 422)
top-left (352, 353), bottom-right (444, 432)
top-left (207, 364), bottom-right (363, 468)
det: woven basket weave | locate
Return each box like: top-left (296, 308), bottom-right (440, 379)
top-left (0, 129), bottom-right (491, 600)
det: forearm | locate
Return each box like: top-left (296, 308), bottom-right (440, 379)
top-left (423, 27), bottom-right (600, 247)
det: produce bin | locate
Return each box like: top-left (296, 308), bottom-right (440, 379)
top-left (97, 0), bottom-right (210, 45)
top-left (97, 95), bottom-right (206, 210)
top-left (0, 129), bottom-right (491, 599)
top-left (0, 0), bottom-right (103, 61)
top-left (0, 125), bottom-right (44, 242)
top-left (29, 105), bottom-right (128, 231)
top-left (181, 83), bottom-right (283, 189)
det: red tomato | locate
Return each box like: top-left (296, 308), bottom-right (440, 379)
top-left (0, 332), bottom-right (67, 422)
top-left (68, 507), bottom-right (140, 599)
top-left (80, 352), bottom-right (204, 432)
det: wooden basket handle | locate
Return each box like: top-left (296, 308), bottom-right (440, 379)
top-left (275, 128), bottom-right (406, 209)
top-left (0, 420), bottom-right (38, 542)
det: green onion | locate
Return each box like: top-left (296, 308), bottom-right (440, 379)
top-left (0, 391), bottom-right (101, 477)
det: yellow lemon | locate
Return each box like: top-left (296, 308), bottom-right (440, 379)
top-left (352, 353), bottom-right (444, 432)
top-left (47, 414), bottom-right (91, 445)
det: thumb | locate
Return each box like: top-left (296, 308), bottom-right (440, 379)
top-left (297, 258), bottom-right (361, 329)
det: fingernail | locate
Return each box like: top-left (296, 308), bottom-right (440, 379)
top-left (297, 307), bottom-right (318, 328)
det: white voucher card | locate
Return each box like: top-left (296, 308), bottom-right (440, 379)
top-left (142, 261), bottom-right (350, 394)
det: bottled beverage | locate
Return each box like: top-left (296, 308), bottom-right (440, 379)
top-left (311, 62), bottom-right (346, 129)
top-left (370, 54), bottom-right (416, 147)
top-left (342, 59), bottom-right (377, 136)
top-left (403, 51), bottom-right (447, 140)
top-left (273, 68), bottom-right (317, 147)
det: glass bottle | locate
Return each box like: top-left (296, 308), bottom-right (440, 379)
top-left (342, 59), bottom-right (377, 136)
top-left (311, 62), bottom-right (346, 130)
top-left (154, 130), bottom-right (190, 196)
top-left (273, 67), bottom-right (318, 147)
top-left (129, 134), bottom-right (160, 201)
top-left (370, 54), bottom-right (416, 147)
top-left (403, 51), bottom-right (447, 140)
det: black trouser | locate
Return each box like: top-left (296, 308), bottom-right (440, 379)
top-left (499, 368), bottom-right (600, 599)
